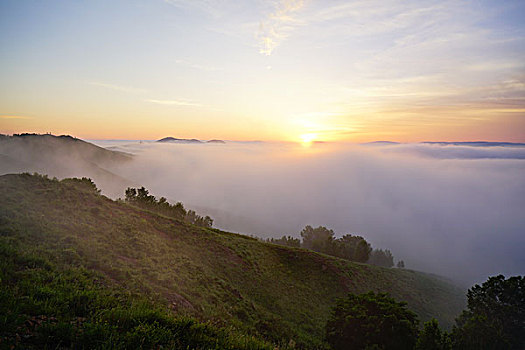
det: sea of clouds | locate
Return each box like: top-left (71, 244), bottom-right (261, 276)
top-left (93, 140), bottom-right (525, 285)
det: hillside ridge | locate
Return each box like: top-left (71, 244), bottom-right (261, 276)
top-left (0, 173), bottom-right (466, 347)
top-left (0, 134), bottom-right (134, 196)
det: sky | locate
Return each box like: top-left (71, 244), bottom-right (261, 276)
top-left (1, 0), bottom-right (525, 142)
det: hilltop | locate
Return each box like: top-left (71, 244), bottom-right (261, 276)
top-left (0, 173), bottom-right (466, 348)
top-left (0, 133), bottom-right (133, 196)
top-left (157, 136), bottom-right (226, 144)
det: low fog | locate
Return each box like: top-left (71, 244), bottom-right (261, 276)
top-left (93, 141), bottom-right (525, 285)
top-left (2, 135), bottom-right (523, 285)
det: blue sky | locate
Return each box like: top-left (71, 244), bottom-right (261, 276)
top-left (1, 0), bottom-right (524, 141)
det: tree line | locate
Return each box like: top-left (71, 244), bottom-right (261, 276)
top-left (124, 187), bottom-right (213, 228)
top-left (325, 274), bottom-right (524, 350)
top-left (268, 225), bottom-right (404, 268)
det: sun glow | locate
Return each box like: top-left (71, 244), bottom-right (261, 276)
top-left (300, 133), bottom-right (318, 146)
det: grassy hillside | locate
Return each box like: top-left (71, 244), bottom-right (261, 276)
top-left (0, 134), bottom-right (131, 164)
top-left (0, 134), bottom-right (133, 196)
top-left (0, 233), bottom-right (274, 349)
top-left (0, 173), bottom-right (466, 348)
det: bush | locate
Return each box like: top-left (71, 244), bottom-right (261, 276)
top-left (124, 186), bottom-right (213, 227)
top-left (325, 292), bottom-right (419, 350)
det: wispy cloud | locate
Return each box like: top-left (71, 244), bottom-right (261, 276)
top-left (88, 82), bottom-right (147, 94)
top-left (175, 59), bottom-right (222, 72)
top-left (257, 0), bottom-right (306, 56)
top-left (0, 115), bottom-right (32, 119)
top-left (145, 99), bottom-right (201, 107)
top-left (89, 81), bottom-right (202, 107)
top-left (163, 0), bottom-right (225, 18)
top-left (467, 61), bottom-right (524, 72)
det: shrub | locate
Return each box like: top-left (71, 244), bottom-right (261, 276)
top-left (325, 292), bottom-right (419, 350)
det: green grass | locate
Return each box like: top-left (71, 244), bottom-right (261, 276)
top-left (0, 173), bottom-right (466, 348)
top-left (0, 236), bottom-right (274, 349)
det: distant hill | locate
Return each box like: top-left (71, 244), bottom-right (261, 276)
top-left (0, 173), bottom-right (466, 348)
top-left (207, 139), bottom-right (226, 144)
top-left (157, 137), bottom-right (203, 144)
top-left (157, 136), bottom-right (226, 144)
top-left (421, 141), bottom-right (525, 147)
top-left (363, 141), bottom-right (525, 147)
top-left (0, 133), bottom-right (134, 196)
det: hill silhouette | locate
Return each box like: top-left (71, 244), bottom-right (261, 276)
top-left (157, 137), bottom-right (203, 144)
top-left (0, 134), bottom-right (133, 196)
top-left (157, 136), bottom-right (226, 144)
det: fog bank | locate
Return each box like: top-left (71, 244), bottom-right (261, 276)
top-left (100, 141), bottom-right (525, 285)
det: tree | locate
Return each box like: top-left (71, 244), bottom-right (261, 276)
top-left (125, 186), bottom-right (155, 206)
top-left (416, 319), bottom-right (450, 350)
top-left (300, 225), bottom-right (334, 253)
top-left (184, 210), bottom-right (213, 228)
top-left (62, 177), bottom-right (100, 194)
top-left (353, 237), bottom-right (373, 263)
top-left (451, 275), bottom-right (524, 349)
top-left (125, 187), bottom-right (137, 202)
top-left (123, 186), bottom-right (211, 225)
top-left (332, 234), bottom-right (372, 263)
top-left (397, 260), bottom-right (405, 268)
top-left (136, 186), bottom-right (155, 204)
top-left (325, 292), bottom-right (419, 350)
top-left (268, 236), bottom-right (301, 248)
top-left (199, 215), bottom-right (213, 228)
top-left (368, 249), bottom-right (394, 268)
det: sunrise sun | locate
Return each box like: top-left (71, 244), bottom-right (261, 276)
top-left (300, 133), bottom-right (318, 146)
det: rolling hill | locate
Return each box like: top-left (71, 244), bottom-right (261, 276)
top-left (0, 134), bottom-right (134, 196)
top-left (0, 173), bottom-right (466, 348)
top-left (157, 136), bottom-right (226, 144)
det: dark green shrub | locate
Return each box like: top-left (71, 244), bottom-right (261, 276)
top-left (326, 292), bottom-right (419, 350)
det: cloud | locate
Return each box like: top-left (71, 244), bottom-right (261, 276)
top-left (257, 0), bottom-right (305, 56)
top-left (88, 82), bottom-right (147, 94)
top-left (163, 0), bottom-right (226, 18)
top-left (467, 61), bottom-right (525, 72)
top-left (88, 82), bottom-right (202, 107)
top-left (378, 143), bottom-right (525, 160)
top-left (145, 99), bottom-right (201, 107)
top-left (285, 1), bottom-right (525, 112)
top-left (175, 59), bottom-right (222, 72)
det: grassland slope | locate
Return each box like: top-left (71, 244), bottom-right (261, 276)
top-left (0, 134), bottom-right (133, 195)
top-left (0, 173), bottom-right (465, 348)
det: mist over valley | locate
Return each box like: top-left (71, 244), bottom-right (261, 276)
top-left (2, 134), bottom-right (523, 285)
top-left (99, 139), bottom-right (525, 285)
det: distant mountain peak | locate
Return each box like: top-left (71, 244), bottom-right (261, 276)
top-left (157, 137), bottom-right (203, 144)
top-left (421, 141), bottom-right (525, 147)
top-left (157, 137), bottom-right (226, 144)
